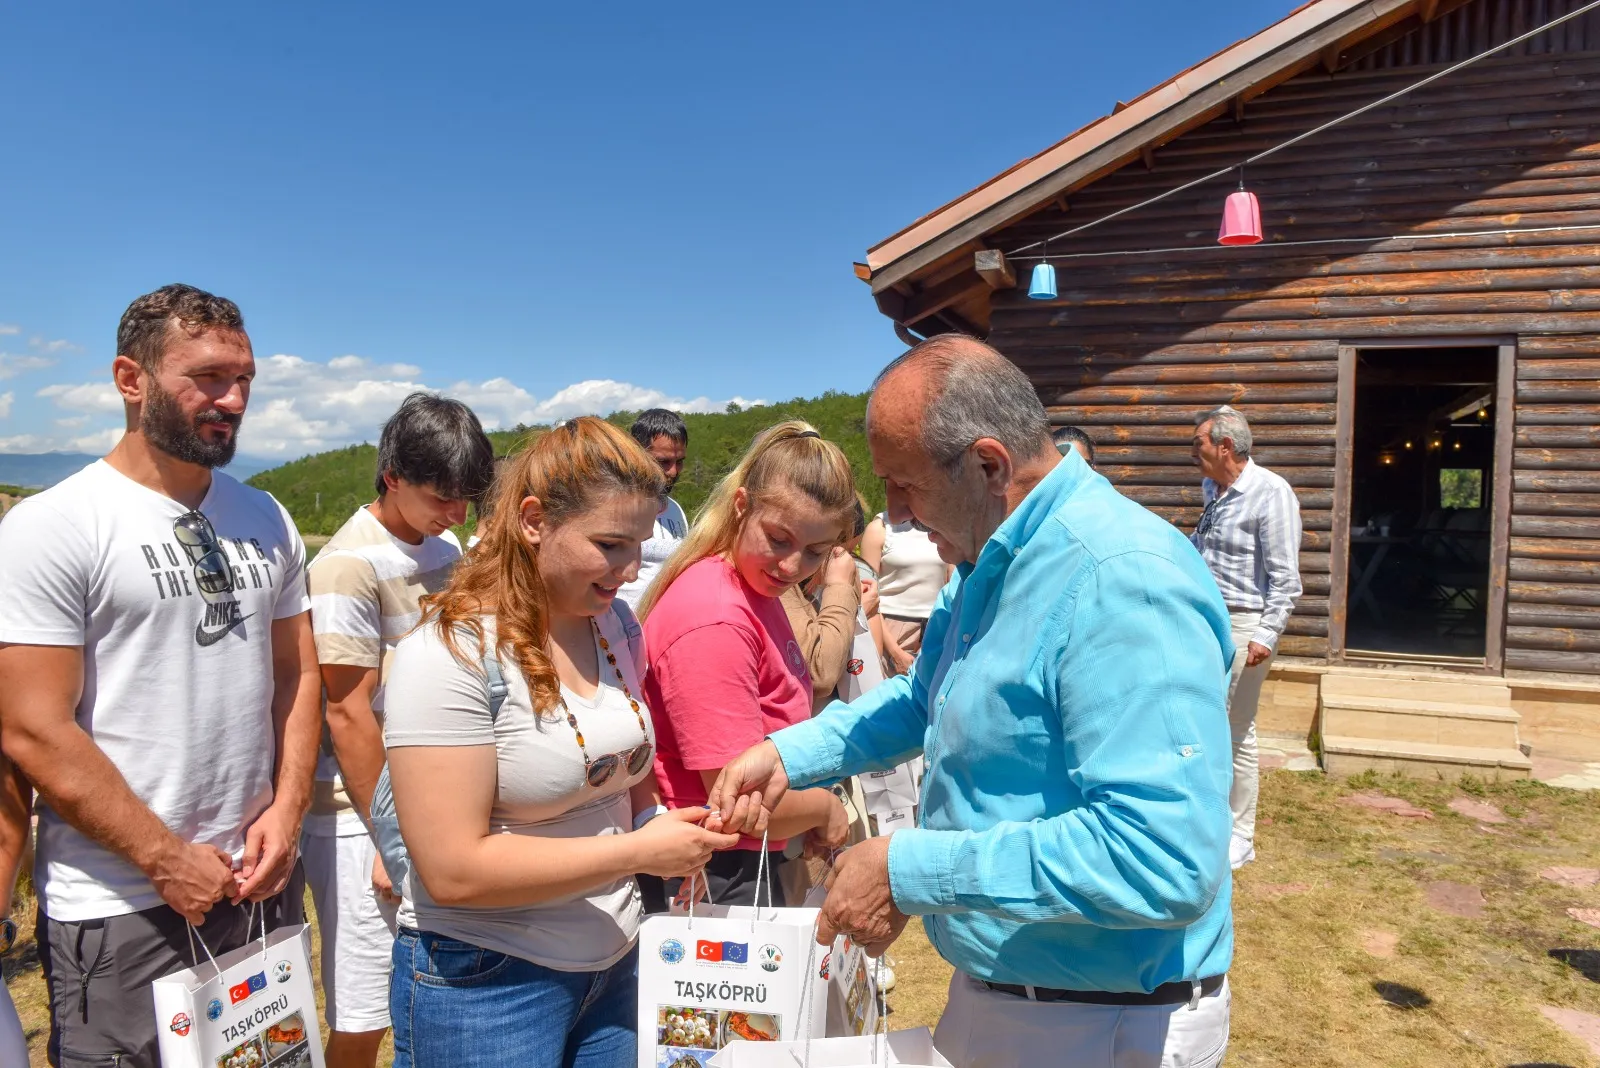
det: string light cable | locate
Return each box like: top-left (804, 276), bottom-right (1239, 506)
top-left (1005, 0), bottom-right (1600, 262)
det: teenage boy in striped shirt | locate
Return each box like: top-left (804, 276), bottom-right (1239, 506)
top-left (305, 392), bottom-right (494, 1068)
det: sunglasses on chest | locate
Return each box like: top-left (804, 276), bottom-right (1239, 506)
top-left (173, 509), bottom-right (236, 601)
top-left (562, 620), bottom-right (654, 789)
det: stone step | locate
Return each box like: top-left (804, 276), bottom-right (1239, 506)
top-left (1321, 734), bottom-right (1533, 782)
top-left (1319, 693), bottom-right (1520, 721)
top-left (1321, 703), bottom-right (1522, 750)
top-left (1320, 671), bottom-right (1513, 707)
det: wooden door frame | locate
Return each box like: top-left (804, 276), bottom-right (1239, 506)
top-left (1328, 338), bottom-right (1516, 674)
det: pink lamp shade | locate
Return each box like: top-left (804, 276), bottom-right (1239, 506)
top-left (1218, 190), bottom-right (1263, 245)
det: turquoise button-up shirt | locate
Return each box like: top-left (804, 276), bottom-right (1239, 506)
top-left (772, 451), bottom-right (1235, 991)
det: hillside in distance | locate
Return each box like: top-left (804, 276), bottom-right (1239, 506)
top-left (248, 391), bottom-right (882, 536)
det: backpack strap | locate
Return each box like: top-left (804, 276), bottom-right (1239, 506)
top-left (482, 654), bottom-right (510, 722)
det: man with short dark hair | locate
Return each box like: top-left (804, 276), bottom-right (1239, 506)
top-left (1190, 404), bottom-right (1302, 871)
top-left (619, 407), bottom-right (689, 610)
top-left (0, 284), bottom-right (321, 1066)
top-left (710, 336), bottom-right (1235, 1068)
top-left (1051, 425), bottom-right (1096, 467)
top-left (305, 391), bottom-right (494, 1068)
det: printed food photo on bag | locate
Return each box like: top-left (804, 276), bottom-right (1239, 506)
top-left (218, 1035), bottom-right (267, 1068)
top-left (263, 1011), bottom-right (313, 1068)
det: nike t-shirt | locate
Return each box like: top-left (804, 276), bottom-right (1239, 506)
top-left (0, 460), bottom-right (311, 922)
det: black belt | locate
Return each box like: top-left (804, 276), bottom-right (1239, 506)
top-left (980, 973), bottom-right (1225, 1006)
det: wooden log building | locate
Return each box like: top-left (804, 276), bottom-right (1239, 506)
top-left (855, 0), bottom-right (1600, 777)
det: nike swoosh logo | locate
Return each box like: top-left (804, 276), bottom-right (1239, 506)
top-left (195, 612), bottom-right (255, 647)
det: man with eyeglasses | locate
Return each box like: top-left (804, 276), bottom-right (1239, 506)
top-left (0, 284), bottom-right (320, 1067)
top-left (1190, 405), bottom-right (1303, 871)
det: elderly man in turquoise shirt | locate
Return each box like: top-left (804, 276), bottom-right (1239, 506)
top-left (708, 336), bottom-right (1236, 1068)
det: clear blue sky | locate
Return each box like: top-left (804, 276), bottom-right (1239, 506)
top-left (0, 1), bottom-right (1293, 461)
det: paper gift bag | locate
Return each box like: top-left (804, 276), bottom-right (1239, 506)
top-left (637, 903), bottom-right (829, 1068)
top-left (824, 934), bottom-right (881, 1039)
top-left (152, 920), bottom-right (325, 1068)
top-left (838, 608), bottom-right (885, 704)
top-left (707, 1026), bottom-right (952, 1067)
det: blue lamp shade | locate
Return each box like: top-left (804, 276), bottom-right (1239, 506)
top-left (1028, 262), bottom-right (1057, 300)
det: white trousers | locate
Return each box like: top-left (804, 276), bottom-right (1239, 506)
top-left (1227, 610), bottom-right (1275, 843)
top-left (933, 973), bottom-right (1231, 1068)
top-left (304, 830), bottom-right (398, 1032)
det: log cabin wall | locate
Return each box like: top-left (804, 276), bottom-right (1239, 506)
top-left (982, 1), bottom-right (1600, 672)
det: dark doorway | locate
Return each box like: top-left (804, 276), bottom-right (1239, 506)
top-left (1345, 346), bottom-right (1500, 660)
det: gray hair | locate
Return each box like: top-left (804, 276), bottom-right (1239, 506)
top-left (872, 335), bottom-right (1050, 473)
top-left (1197, 405), bottom-right (1252, 457)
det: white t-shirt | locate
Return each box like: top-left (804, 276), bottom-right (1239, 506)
top-left (0, 461), bottom-right (310, 922)
top-left (617, 496), bottom-right (687, 611)
top-left (877, 516), bottom-right (947, 621)
top-left (383, 611), bottom-right (653, 971)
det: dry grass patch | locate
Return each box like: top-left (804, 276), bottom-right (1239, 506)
top-left (884, 770), bottom-right (1600, 1067)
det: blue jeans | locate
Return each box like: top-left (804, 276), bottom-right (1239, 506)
top-left (391, 927), bottom-right (638, 1068)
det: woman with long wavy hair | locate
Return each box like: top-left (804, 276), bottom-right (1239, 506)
top-left (382, 416), bottom-right (738, 1068)
top-left (639, 421), bottom-right (857, 907)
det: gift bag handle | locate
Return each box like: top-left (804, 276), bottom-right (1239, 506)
top-left (183, 901), bottom-right (268, 981)
top-left (795, 936), bottom-right (887, 1068)
top-left (684, 827), bottom-right (774, 931)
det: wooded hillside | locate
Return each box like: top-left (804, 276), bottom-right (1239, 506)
top-left (247, 391), bottom-right (880, 536)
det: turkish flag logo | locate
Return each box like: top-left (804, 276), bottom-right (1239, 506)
top-left (696, 940), bottom-right (723, 962)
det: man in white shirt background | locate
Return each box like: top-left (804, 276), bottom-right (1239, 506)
top-left (0, 284), bottom-right (321, 1067)
top-left (618, 408), bottom-right (689, 610)
top-left (1190, 404), bottom-right (1303, 871)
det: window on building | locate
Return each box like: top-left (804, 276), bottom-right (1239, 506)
top-left (1440, 468), bottom-right (1483, 509)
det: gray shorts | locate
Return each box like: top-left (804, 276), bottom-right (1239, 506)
top-left (37, 864), bottom-right (304, 1068)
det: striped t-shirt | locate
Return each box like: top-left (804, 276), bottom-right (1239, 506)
top-left (306, 505), bottom-right (461, 834)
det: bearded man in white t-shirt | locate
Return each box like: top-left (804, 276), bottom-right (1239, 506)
top-left (0, 284), bottom-right (321, 1068)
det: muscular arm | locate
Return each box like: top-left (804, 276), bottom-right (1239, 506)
top-left (0, 644), bottom-right (197, 883)
top-left (322, 664), bottom-right (383, 821)
top-left (0, 755), bottom-right (30, 917)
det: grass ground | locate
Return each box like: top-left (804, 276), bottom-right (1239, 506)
top-left (10, 769), bottom-right (1600, 1065)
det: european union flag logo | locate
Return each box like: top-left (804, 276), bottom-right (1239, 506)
top-left (722, 942), bottom-right (748, 964)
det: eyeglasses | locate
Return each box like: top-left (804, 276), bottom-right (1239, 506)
top-left (173, 509), bottom-right (235, 602)
top-left (562, 620), bottom-right (654, 788)
top-left (1195, 498), bottom-right (1221, 542)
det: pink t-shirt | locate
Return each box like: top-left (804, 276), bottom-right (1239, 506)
top-left (643, 555), bottom-right (813, 850)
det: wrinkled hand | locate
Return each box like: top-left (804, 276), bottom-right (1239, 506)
top-left (235, 803), bottom-right (301, 903)
top-left (634, 807), bottom-right (740, 879)
top-left (705, 741), bottom-right (789, 837)
top-left (148, 838), bottom-right (237, 926)
top-left (1245, 641), bottom-right (1272, 668)
top-left (860, 576), bottom-right (880, 618)
top-left (372, 851), bottom-right (401, 906)
top-left (815, 837), bottom-right (908, 957)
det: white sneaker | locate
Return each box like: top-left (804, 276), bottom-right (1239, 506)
top-left (1229, 836), bottom-right (1256, 870)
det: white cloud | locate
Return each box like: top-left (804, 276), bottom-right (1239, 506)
top-left (5, 352), bottom-right (763, 461)
top-left (0, 353), bottom-right (55, 379)
top-left (39, 381), bottom-right (123, 413)
top-left (0, 325), bottom-right (17, 336)
top-left (0, 393), bottom-right (12, 419)
top-left (29, 336), bottom-right (80, 354)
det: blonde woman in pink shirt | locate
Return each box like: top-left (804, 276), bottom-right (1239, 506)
top-left (640, 422), bottom-right (856, 907)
